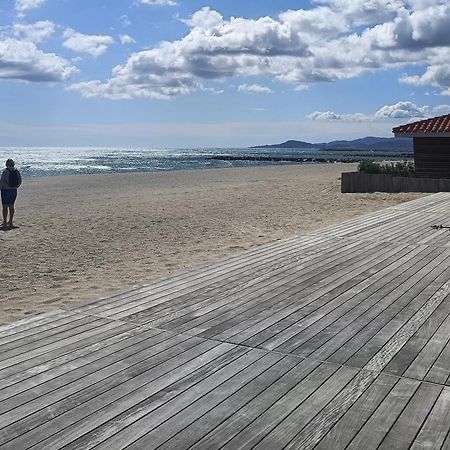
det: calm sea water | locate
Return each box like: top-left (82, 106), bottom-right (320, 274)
top-left (0, 147), bottom-right (411, 178)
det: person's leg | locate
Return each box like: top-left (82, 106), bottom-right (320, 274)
top-left (1, 205), bottom-right (7, 227)
top-left (7, 205), bottom-right (14, 228)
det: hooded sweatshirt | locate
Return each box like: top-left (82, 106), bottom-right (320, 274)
top-left (0, 167), bottom-right (22, 190)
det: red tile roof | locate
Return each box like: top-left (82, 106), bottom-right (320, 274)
top-left (393, 114), bottom-right (450, 136)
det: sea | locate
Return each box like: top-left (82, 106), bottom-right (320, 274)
top-left (0, 147), bottom-right (413, 178)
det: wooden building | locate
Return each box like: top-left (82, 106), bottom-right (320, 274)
top-left (393, 114), bottom-right (450, 178)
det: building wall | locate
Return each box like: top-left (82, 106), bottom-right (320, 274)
top-left (414, 137), bottom-right (450, 178)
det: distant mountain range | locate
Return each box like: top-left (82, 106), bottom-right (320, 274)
top-left (251, 136), bottom-right (413, 151)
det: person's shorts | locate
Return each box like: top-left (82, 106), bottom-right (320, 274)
top-left (1, 189), bottom-right (17, 205)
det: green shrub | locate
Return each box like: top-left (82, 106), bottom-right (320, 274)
top-left (358, 160), bottom-right (415, 177)
top-left (382, 161), bottom-right (415, 177)
top-left (358, 160), bottom-right (383, 174)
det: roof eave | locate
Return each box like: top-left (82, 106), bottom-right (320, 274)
top-left (394, 132), bottom-right (450, 138)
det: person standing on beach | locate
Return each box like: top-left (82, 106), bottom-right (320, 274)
top-left (0, 159), bottom-right (22, 229)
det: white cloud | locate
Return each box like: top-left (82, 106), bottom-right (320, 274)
top-left (433, 104), bottom-right (450, 113)
top-left (401, 64), bottom-right (450, 94)
top-left (136, 0), bottom-right (177, 6)
top-left (12, 20), bottom-right (55, 43)
top-left (313, 0), bottom-right (405, 26)
top-left (410, 3), bottom-right (450, 45)
top-left (62, 29), bottom-right (115, 57)
top-left (68, 2), bottom-right (450, 99)
top-left (68, 72), bottom-right (202, 100)
top-left (308, 111), bottom-right (372, 121)
top-left (375, 101), bottom-right (428, 118)
top-left (0, 38), bottom-right (77, 81)
top-left (120, 15), bottom-right (131, 28)
top-left (15, 0), bottom-right (46, 15)
top-left (308, 111), bottom-right (342, 121)
top-left (307, 102), bottom-right (436, 123)
top-left (119, 34), bottom-right (135, 45)
top-left (238, 83), bottom-right (273, 94)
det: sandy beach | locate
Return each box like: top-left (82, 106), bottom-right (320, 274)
top-left (0, 163), bottom-right (425, 325)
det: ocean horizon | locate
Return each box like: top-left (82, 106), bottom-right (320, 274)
top-left (0, 146), bottom-right (413, 178)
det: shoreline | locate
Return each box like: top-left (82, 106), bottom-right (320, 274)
top-left (3, 145), bottom-right (413, 179)
top-left (0, 163), bottom-right (425, 325)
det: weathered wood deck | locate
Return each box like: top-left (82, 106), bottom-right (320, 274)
top-left (3, 192), bottom-right (450, 449)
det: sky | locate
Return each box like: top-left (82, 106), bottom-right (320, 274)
top-left (1, 0), bottom-right (450, 148)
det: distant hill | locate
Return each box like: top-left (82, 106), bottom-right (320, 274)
top-left (251, 136), bottom-right (413, 151)
top-left (253, 140), bottom-right (318, 149)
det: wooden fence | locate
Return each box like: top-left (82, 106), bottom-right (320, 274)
top-left (341, 172), bottom-right (450, 193)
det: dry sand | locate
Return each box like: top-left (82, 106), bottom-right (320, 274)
top-left (0, 163), bottom-right (425, 325)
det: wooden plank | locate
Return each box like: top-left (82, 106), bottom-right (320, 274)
top-left (219, 362), bottom-right (340, 450)
top-left (0, 310), bottom-right (67, 336)
top-left (314, 374), bottom-right (398, 450)
top-left (345, 210), bottom-right (438, 245)
top-left (0, 316), bottom-right (109, 362)
top-left (121, 237), bottom-right (364, 327)
top-left (194, 241), bottom-right (395, 341)
top-left (282, 369), bottom-right (378, 450)
top-left (392, 295), bottom-right (450, 381)
top-left (157, 239), bottom-right (387, 339)
top-left (251, 244), bottom-right (427, 351)
top-left (0, 322), bottom-right (147, 386)
top-left (0, 324), bottom-right (157, 399)
top-left (0, 332), bottom-right (202, 429)
top-left (132, 237), bottom-right (378, 330)
top-left (94, 236), bottom-right (327, 320)
top-left (280, 246), bottom-right (444, 358)
top-left (0, 328), bottom-right (180, 414)
top-left (342, 262), bottom-right (450, 371)
top-left (0, 314), bottom-right (107, 353)
top-left (252, 244), bottom-right (430, 352)
top-left (377, 382), bottom-right (442, 450)
top-left (251, 366), bottom-right (359, 449)
top-left (29, 347), bottom-right (267, 450)
top-left (0, 320), bottom-right (127, 376)
top-left (0, 341), bottom-right (237, 448)
top-left (0, 311), bottom-right (81, 345)
top-left (311, 207), bottom-right (408, 237)
top-left (56, 346), bottom-right (260, 450)
top-left (424, 338), bottom-right (450, 385)
top-left (70, 234), bottom-right (332, 317)
top-left (320, 206), bottom-right (435, 243)
top-left (359, 209), bottom-right (444, 244)
top-left (364, 279), bottom-right (450, 373)
top-left (327, 254), bottom-right (450, 369)
top-left (190, 358), bottom-right (321, 450)
top-left (380, 214), bottom-right (443, 245)
top-left (229, 243), bottom-right (417, 348)
top-left (332, 208), bottom-right (432, 241)
top-left (411, 387), bottom-right (450, 449)
top-left (121, 353), bottom-right (287, 450)
top-left (153, 356), bottom-right (300, 450)
top-left (345, 378), bottom-right (420, 450)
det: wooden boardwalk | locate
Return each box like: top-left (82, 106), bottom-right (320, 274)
top-left (3, 192), bottom-right (450, 449)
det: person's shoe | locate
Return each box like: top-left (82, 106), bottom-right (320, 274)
top-left (0, 223), bottom-right (6, 229)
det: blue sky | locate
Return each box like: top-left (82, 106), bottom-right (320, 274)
top-left (1, 0), bottom-right (450, 147)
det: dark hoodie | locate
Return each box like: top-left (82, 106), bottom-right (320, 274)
top-left (0, 167), bottom-right (22, 190)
